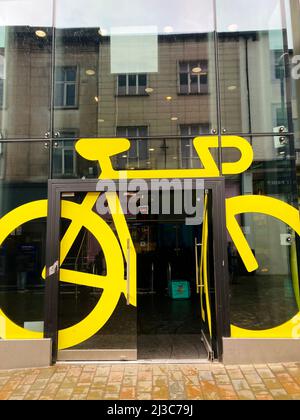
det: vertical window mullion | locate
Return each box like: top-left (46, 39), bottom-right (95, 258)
top-left (73, 149), bottom-right (76, 175)
top-left (126, 128), bottom-right (129, 165)
top-left (62, 147), bottom-right (65, 175)
top-left (187, 63), bottom-right (191, 94)
top-left (64, 82), bottom-right (67, 107)
top-left (137, 127), bottom-right (140, 167)
top-left (64, 70), bottom-right (67, 107)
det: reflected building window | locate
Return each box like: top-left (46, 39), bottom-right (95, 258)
top-left (117, 74), bottom-right (147, 96)
top-left (0, 77), bottom-right (3, 108)
top-left (180, 124), bottom-right (209, 168)
top-left (273, 50), bottom-right (285, 81)
top-left (116, 126), bottom-right (149, 169)
top-left (179, 61), bottom-right (208, 95)
top-left (54, 66), bottom-right (78, 108)
top-left (0, 51), bottom-right (4, 109)
top-left (53, 131), bottom-right (77, 177)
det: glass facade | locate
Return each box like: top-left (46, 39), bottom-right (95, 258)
top-left (0, 0), bottom-right (300, 363)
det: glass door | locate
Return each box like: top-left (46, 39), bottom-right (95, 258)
top-left (195, 189), bottom-right (214, 358)
top-left (45, 181), bottom-right (137, 361)
top-left (194, 182), bottom-right (230, 361)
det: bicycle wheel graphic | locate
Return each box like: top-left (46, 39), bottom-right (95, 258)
top-left (0, 198), bottom-right (126, 350)
top-left (226, 195), bottom-right (300, 338)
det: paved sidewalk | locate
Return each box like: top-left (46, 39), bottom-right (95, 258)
top-left (0, 362), bottom-right (300, 400)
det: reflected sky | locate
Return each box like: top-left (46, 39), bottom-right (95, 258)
top-left (0, 0), bottom-right (293, 42)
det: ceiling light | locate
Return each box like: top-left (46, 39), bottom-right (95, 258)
top-left (164, 26), bottom-right (174, 34)
top-left (228, 85), bottom-right (237, 91)
top-left (86, 69), bottom-right (96, 76)
top-left (149, 148), bottom-right (155, 152)
top-left (228, 24), bottom-right (238, 32)
top-left (98, 119), bottom-right (105, 123)
top-left (98, 28), bottom-right (108, 36)
top-left (171, 117), bottom-right (178, 121)
top-left (122, 155), bottom-right (128, 158)
top-left (145, 87), bottom-right (154, 93)
top-left (35, 30), bottom-right (47, 38)
top-left (166, 96), bottom-right (172, 101)
top-left (192, 67), bottom-right (202, 74)
top-left (94, 96), bottom-right (100, 102)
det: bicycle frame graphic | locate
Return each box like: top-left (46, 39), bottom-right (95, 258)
top-left (0, 135), bottom-right (299, 350)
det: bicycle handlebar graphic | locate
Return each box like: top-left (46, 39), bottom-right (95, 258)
top-left (75, 136), bottom-right (254, 179)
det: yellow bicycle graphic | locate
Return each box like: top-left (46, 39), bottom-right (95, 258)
top-left (0, 136), bottom-right (299, 349)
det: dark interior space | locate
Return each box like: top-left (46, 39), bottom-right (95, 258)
top-left (134, 221), bottom-right (207, 360)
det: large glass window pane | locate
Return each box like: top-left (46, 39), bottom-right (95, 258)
top-left (54, 0), bottom-right (217, 140)
top-left (0, 141), bottom-right (49, 339)
top-left (224, 135), bottom-right (299, 334)
top-left (216, 0), bottom-right (297, 134)
top-left (0, 0), bottom-right (53, 139)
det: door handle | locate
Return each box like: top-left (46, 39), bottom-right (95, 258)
top-left (195, 238), bottom-right (200, 294)
top-left (126, 238), bottom-right (130, 306)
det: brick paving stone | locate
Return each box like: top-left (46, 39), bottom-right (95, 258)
top-left (123, 375), bottom-right (137, 387)
top-left (120, 387), bottom-right (136, 400)
top-left (153, 376), bottom-right (168, 388)
top-left (255, 367), bottom-right (275, 379)
top-left (138, 371), bottom-right (152, 382)
top-left (124, 366), bottom-right (138, 376)
top-left (263, 378), bottom-right (283, 390)
top-left (108, 371), bottom-right (124, 383)
top-left (137, 392), bottom-right (152, 400)
top-left (282, 382), bottom-right (300, 394)
top-left (237, 390), bottom-right (256, 400)
top-left (227, 369), bottom-right (245, 380)
top-left (24, 390), bottom-right (43, 400)
top-left (275, 372), bottom-right (295, 384)
top-left (214, 374), bottom-right (231, 385)
top-left (86, 389), bottom-right (104, 400)
top-left (169, 371), bottom-right (184, 381)
top-left (185, 375), bottom-right (200, 386)
top-left (169, 380), bottom-right (184, 393)
top-left (268, 364), bottom-right (286, 374)
top-left (54, 388), bottom-right (73, 400)
top-left (250, 383), bottom-right (268, 393)
top-left (104, 383), bottom-right (121, 394)
top-left (153, 366), bottom-right (168, 376)
top-left (185, 384), bottom-right (203, 400)
top-left (198, 370), bottom-right (214, 381)
top-left (255, 393), bottom-right (273, 401)
top-left (200, 380), bottom-right (219, 400)
top-left (138, 365), bottom-right (152, 372)
top-left (137, 381), bottom-right (152, 393)
top-left (0, 363), bottom-right (300, 400)
top-left (270, 388), bottom-right (289, 398)
top-left (217, 384), bottom-right (237, 399)
top-left (244, 372), bottom-right (264, 385)
top-left (232, 379), bottom-right (251, 391)
top-left (152, 386), bottom-right (169, 400)
top-left (103, 393), bottom-right (120, 400)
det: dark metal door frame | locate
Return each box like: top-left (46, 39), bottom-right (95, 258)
top-left (44, 178), bottom-right (230, 363)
